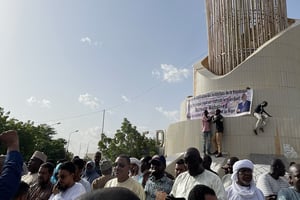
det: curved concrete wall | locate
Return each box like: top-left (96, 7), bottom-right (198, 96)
top-left (165, 20), bottom-right (300, 163)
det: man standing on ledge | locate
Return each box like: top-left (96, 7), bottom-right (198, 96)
top-left (212, 109), bottom-right (224, 157)
top-left (202, 110), bottom-right (212, 155)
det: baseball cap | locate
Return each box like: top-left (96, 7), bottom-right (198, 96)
top-left (150, 155), bottom-right (166, 166)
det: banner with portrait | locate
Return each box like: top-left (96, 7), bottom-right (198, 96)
top-left (186, 89), bottom-right (253, 119)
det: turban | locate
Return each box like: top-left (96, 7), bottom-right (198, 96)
top-left (231, 159), bottom-right (253, 181)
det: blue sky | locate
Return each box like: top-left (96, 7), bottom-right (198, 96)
top-left (0, 1), bottom-right (299, 157)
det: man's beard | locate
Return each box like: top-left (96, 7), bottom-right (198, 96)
top-left (58, 184), bottom-right (68, 192)
top-left (38, 179), bottom-right (48, 189)
top-left (39, 181), bottom-right (47, 189)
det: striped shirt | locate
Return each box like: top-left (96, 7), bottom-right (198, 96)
top-left (256, 172), bottom-right (290, 196)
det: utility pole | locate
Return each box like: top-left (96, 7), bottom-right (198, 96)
top-left (66, 130), bottom-right (79, 153)
top-left (86, 142), bottom-right (90, 158)
top-left (101, 109), bottom-right (105, 134)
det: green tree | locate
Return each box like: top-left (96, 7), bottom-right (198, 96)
top-left (98, 118), bottom-right (158, 161)
top-left (0, 107), bottom-right (67, 162)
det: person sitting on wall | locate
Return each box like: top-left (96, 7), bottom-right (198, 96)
top-left (253, 101), bottom-right (272, 135)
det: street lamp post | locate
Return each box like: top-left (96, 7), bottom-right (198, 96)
top-left (66, 130), bottom-right (79, 153)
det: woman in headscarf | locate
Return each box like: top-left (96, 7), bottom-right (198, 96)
top-left (50, 163), bottom-right (62, 184)
top-left (226, 159), bottom-right (264, 200)
top-left (82, 161), bottom-right (100, 184)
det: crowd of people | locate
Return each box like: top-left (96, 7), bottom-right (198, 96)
top-left (1, 130), bottom-right (300, 200)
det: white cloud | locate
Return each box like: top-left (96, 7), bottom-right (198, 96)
top-left (80, 37), bottom-right (92, 45)
top-left (151, 70), bottom-right (160, 77)
top-left (41, 99), bottom-right (51, 108)
top-left (152, 64), bottom-right (190, 82)
top-left (78, 93), bottom-right (100, 109)
top-left (80, 37), bottom-right (102, 47)
top-left (26, 96), bottom-right (51, 108)
top-left (86, 126), bottom-right (117, 139)
top-left (155, 106), bottom-right (179, 121)
top-left (27, 96), bottom-right (37, 105)
top-left (121, 95), bottom-right (130, 102)
top-left (84, 126), bottom-right (102, 139)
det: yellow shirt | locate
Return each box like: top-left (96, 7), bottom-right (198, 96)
top-left (105, 177), bottom-right (145, 200)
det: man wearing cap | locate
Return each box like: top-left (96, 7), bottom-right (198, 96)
top-left (145, 155), bottom-right (173, 200)
top-left (221, 157), bottom-right (239, 189)
top-left (22, 150), bottom-right (47, 186)
top-left (168, 147), bottom-right (226, 200)
top-left (29, 162), bottom-right (55, 199)
top-left (105, 154), bottom-right (145, 200)
top-left (92, 160), bottom-right (114, 190)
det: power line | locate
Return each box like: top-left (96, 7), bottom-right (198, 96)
top-left (38, 82), bottom-right (163, 125)
top-left (38, 54), bottom-right (207, 125)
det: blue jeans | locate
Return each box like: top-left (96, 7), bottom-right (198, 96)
top-left (203, 131), bottom-right (212, 153)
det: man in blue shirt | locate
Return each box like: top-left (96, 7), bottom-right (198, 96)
top-left (0, 130), bottom-right (23, 200)
top-left (236, 93), bottom-right (251, 113)
top-left (145, 155), bottom-right (173, 200)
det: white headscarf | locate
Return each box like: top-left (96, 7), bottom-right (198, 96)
top-left (229, 159), bottom-right (264, 200)
top-left (130, 157), bottom-right (142, 181)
